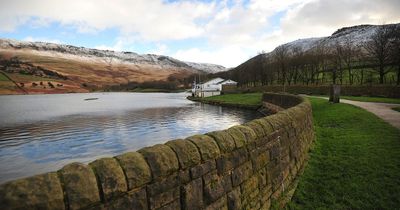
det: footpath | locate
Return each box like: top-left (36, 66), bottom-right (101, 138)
top-left (310, 96), bottom-right (400, 130)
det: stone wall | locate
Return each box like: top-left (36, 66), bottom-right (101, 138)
top-left (0, 93), bottom-right (314, 210)
top-left (240, 85), bottom-right (400, 98)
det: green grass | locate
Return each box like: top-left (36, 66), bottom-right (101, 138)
top-left (340, 96), bottom-right (400, 104)
top-left (312, 95), bottom-right (400, 104)
top-left (202, 93), bottom-right (400, 208)
top-left (127, 88), bottom-right (186, 93)
top-left (287, 98), bottom-right (400, 209)
top-left (0, 73), bottom-right (10, 81)
top-left (201, 93), bottom-right (263, 106)
top-left (392, 107), bottom-right (400, 112)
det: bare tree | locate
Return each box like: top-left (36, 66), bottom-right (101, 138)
top-left (390, 25), bottom-right (400, 85)
top-left (274, 45), bottom-right (289, 85)
top-left (341, 36), bottom-right (359, 85)
top-left (364, 25), bottom-right (393, 84)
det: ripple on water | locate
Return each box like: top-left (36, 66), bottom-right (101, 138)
top-left (0, 93), bottom-right (262, 184)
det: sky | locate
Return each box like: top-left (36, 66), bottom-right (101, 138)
top-left (0, 0), bottom-right (399, 68)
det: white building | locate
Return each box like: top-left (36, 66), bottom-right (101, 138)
top-left (192, 77), bottom-right (237, 97)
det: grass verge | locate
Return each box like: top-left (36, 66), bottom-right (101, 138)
top-left (287, 98), bottom-right (400, 209)
top-left (339, 95), bottom-right (400, 104)
top-left (199, 93), bottom-right (263, 106)
top-left (129, 88), bottom-right (185, 93)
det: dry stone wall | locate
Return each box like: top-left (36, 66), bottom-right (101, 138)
top-left (0, 93), bottom-right (314, 210)
top-left (240, 85), bottom-right (400, 98)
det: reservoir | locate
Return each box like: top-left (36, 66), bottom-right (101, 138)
top-left (0, 92), bottom-right (262, 184)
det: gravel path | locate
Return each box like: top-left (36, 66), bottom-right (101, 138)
top-left (308, 96), bottom-right (400, 130)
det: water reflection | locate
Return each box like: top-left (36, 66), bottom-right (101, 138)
top-left (0, 93), bottom-right (262, 183)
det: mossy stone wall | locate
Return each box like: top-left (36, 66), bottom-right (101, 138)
top-left (0, 93), bottom-right (314, 210)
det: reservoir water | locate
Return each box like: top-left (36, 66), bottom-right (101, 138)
top-left (0, 92), bottom-right (262, 184)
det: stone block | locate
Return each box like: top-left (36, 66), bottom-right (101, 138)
top-left (166, 139), bottom-right (201, 169)
top-left (59, 162), bottom-right (100, 210)
top-left (226, 127), bottom-right (246, 148)
top-left (231, 161), bottom-right (253, 187)
top-left (270, 141), bottom-right (281, 160)
top-left (115, 152), bottom-right (152, 190)
top-left (149, 187), bottom-right (179, 209)
top-left (207, 130), bottom-right (236, 153)
top-left (253, 118), bottom-right (275, 134)
top-left (244, 121), bottom-right (266, 139)
top-left (257, 168), bottom-right (268, 187)
top-left (157, 199), bottom-right (181, 210)
top-left (240, 176), bottom-right (259, 196)
top-left (329, 84), bottom-right (340, 103)
top-left (89, 157), bottom-right (128, 201)
top-left (216, 148), bottom-right (248, 175)
top-left (0, 172), bottom-right (65, 210)
top-left (205, 195), bottom-right (228, 210)
top-left (103, 187), bottom-right (147, 210)
top-left (182, 178), bottom-right (203, 210)
top-left (147, 171), bottom-right (189, 196)
top-left (138, 144), bottom-right (179, 180)
top-left (190, 160), bottom-right (216, 179)
top-left (250, 149), bottom-right (270, 171)
top-left (203, 172), bottom-right (232, 204)
top-left (186, 135), bottom-right (220, 161)
top-left (230, 125), bottom-right (257, 144)
top-left (227, 188), bottom-right (241, 210)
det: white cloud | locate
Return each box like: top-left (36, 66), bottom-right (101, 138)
top-left (0, 0), bottom-right (215, 40)
top-left (1, 0), bottom-right (400, 66)
top-left (149, 43), bottom-right (168, 55)
top-left (173, 46), bottom-right (252, 68)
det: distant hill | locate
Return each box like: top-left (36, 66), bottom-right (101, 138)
top-left (0, 39), bottom-right (227, 94)
top-left (219, 23), bottom-right (400, 86)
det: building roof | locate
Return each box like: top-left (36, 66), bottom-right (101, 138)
top-left (199, 78), bottom-right (236, 85)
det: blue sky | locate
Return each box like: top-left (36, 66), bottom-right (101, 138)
top-left (0, 0), bottom-right (399, 67)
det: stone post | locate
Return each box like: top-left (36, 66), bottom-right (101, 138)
top-left (329, 85), bottom-right (340, 103)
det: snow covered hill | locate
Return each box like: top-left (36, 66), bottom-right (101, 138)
top-left (0, 39), bottom-right (226, 74)
top-left (267, 24), bottom-right (399, 56)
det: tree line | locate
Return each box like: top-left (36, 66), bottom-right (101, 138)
top-left (212, 24), bottom-right (400, 86)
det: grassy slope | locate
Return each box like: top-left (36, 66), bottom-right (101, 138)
top-left (200, 93), bottom-right (263, 106)
top-left (287, 98), bottom-right (400, 209)
top-left (0, 72), bottom-right (10, 81)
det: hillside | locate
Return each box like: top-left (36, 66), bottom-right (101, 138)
top-left (219, 23), bottom-right (400, 86)
top-left (0, 39), bottom-right (227, 94)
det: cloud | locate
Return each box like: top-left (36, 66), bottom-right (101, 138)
top-left (1, 0), bottom-right (400, 66)
top-left (0, 0), bottom-right (215, 40)
top-left (173, 46), bottom-right (252, 68)
top-left (149, 43), bottom-right (168, 55)
top-left (263, 0), bottom-right (400, 50)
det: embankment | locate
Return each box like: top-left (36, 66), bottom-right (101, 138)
top-left (0, 92), bottom-right (314, 210)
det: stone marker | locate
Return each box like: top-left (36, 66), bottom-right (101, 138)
top-left (329, 84), bottom-right (340, 103)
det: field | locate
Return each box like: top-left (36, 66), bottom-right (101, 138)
top-left (198, 93), bottom-right (263, 106)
